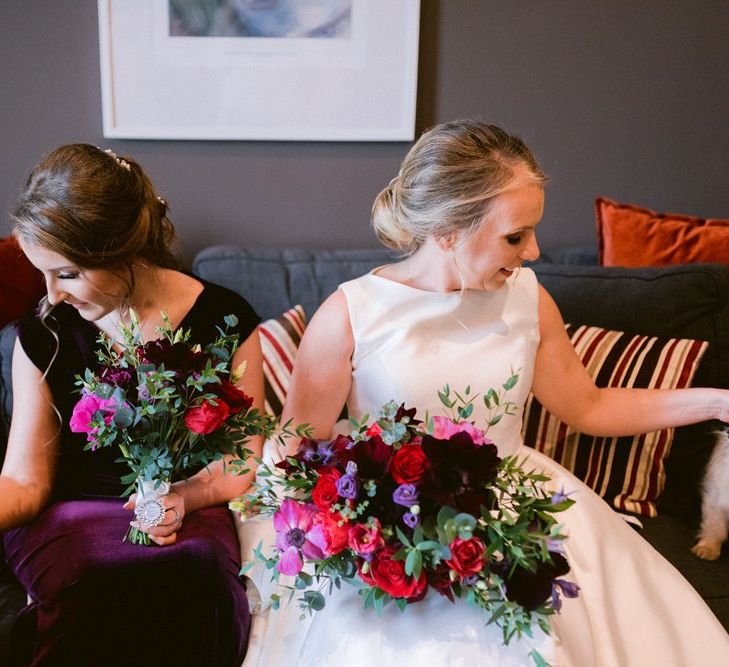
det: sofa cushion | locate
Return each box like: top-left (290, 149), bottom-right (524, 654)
top-left (0, 237), bottom-right (44, 330)
top-left (523, 323), bottom-right (708, 516)
top-left (596, 197), bottom-right (729, 267)
top-left (192, 245), bottom-right (395, 321)
top-left (258, 305), bottom-right (306, 416)
top-left (533, 263), bottom-right (729, 390)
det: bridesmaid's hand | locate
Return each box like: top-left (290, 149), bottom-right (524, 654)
top-left (124, 490), bottom-right (186, 546)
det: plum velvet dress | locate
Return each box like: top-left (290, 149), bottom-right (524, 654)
top-left (3, 280), bottom-right (259, 667)
top-left (239, 267), bottom-right (729, 667)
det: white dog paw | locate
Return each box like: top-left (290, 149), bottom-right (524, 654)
top-left (691, 540), bottom-right (723, 561)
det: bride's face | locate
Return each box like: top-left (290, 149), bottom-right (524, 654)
top-left (452, 180), bottom-right (544, 291)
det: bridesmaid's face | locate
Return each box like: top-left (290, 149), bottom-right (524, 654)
top-left (19, 241), bottom-right (127, 321)
top-left (454, 180), bottom-right (544, 291)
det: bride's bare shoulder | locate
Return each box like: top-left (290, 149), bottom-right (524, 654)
top-left (308, 288), bottom-right (350, 331)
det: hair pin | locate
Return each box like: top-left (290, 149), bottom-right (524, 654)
top-left (103, 148), bottom-right (131, 172)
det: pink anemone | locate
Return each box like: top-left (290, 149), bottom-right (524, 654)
top-left (273, 499), bottom-right (328, 576)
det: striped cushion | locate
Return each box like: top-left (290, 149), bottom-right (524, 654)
top-left (521, 324), bottom-right (708, 517)
top-left (257, 305), bottom-right (307, 416)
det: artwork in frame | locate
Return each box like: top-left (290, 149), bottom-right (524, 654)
top-left (98, 0), bottom-right (421, 141)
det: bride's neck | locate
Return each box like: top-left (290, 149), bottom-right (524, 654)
top-left (389, 246), bottom-right (463, 293)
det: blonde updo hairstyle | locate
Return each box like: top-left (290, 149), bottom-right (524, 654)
top-left (372, 120), bottom-right (546, 254)
top-left (11, 143), bottom-right (178, 315)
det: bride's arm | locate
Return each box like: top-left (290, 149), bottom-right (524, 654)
top-left (281, 289), bottom-right (354, 451)
top-left (531, 284), bottom-right (729, 435)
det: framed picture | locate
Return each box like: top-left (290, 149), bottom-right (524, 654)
top-left (98, 0), bottom-right (420, 141)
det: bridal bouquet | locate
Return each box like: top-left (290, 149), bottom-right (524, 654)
top-left (70, 312), bottom-right (277, 544)
top-left (235, 373), bottom-right (579, 665)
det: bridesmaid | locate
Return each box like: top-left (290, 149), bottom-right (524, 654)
top-left (1, 144), bottom-right (264, 666)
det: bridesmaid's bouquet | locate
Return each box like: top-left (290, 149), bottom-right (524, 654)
top-left (70, 312), bottom-right (277, 544)
top-left (234, 372), bottom-right (579, 665)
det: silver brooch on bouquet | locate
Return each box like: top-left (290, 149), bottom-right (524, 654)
top-left (134, 497), bottom-right (166, 528)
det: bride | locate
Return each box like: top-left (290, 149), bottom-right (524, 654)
top-left (239, 120), bottom-right (729, 666)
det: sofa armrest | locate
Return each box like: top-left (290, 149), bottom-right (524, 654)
top-left (0, 323), bottom-right (17, 466)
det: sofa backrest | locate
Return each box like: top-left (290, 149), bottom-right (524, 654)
top-left (192, 245), bottom-right (397, 321)
top-left (535, 262), bottom-right (729, 390)
top-left (192, 245), bottom-right (729, 389)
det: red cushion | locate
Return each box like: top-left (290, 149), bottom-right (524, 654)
top-left (596, 197), bottom-right (729, 267)
top-left (0, 237), bottom-right (45, 328)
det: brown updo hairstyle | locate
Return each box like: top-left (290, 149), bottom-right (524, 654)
top-left (11, 143), bottom-right (178, 314)
top-left (372, 120), bottom-right (546, 255)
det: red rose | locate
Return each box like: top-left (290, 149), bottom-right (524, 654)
top-left (312, 468), bottom-right (342, 510)
top-left (348, 520), bottom-right (384, 557)
top-left (390, 444), bottom-right (429, 485)
top-left (215, 381), bottom-right (253, 415)
top-left (312, 511), bottom-right (350, 555)
top-left (445, 537), bottom-right (486, 579)
top-left (365, 423), bottom-right (382, 437)
top-left (369, 545), bottom-right (428, 600)
top-left (184, 399), bottom-right (230, 435)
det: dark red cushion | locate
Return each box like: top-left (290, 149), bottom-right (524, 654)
top-left (0, 237), bottom-right (44, 329)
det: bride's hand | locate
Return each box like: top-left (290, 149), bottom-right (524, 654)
top-left (711, 390), bottom-right (729, 424)
top-left (124, 490), bottom-right (186, 546)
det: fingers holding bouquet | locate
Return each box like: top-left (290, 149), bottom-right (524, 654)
top-left (124, 490), bottom-right (186, 546)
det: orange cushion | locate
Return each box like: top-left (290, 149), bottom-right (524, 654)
top-left (595, 197), bottom-right (729, 267)
top-left (0, 237), bottom-right (45, 329)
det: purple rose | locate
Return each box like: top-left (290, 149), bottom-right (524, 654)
top-left (392, 483), bottom-right (419, 507)
top-left (402, 512), bottom-right (420, 528)
top-left (336, 474), bottom-right (359, 500)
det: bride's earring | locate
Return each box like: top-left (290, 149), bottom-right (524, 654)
top-left (451, 248), bottom-right (466, 294)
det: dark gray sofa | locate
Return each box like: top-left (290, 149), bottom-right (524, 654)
top-left (1, 244), bottom-right (729, 660)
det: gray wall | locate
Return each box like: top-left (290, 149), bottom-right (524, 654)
top-left (2, 1), bottom-right (728, 266)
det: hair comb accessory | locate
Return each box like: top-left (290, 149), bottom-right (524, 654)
top-left (103, 148), bottom-right (131, 172)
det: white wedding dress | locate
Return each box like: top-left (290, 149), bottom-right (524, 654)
top-left (238, 267), bottom-right (729, 667)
